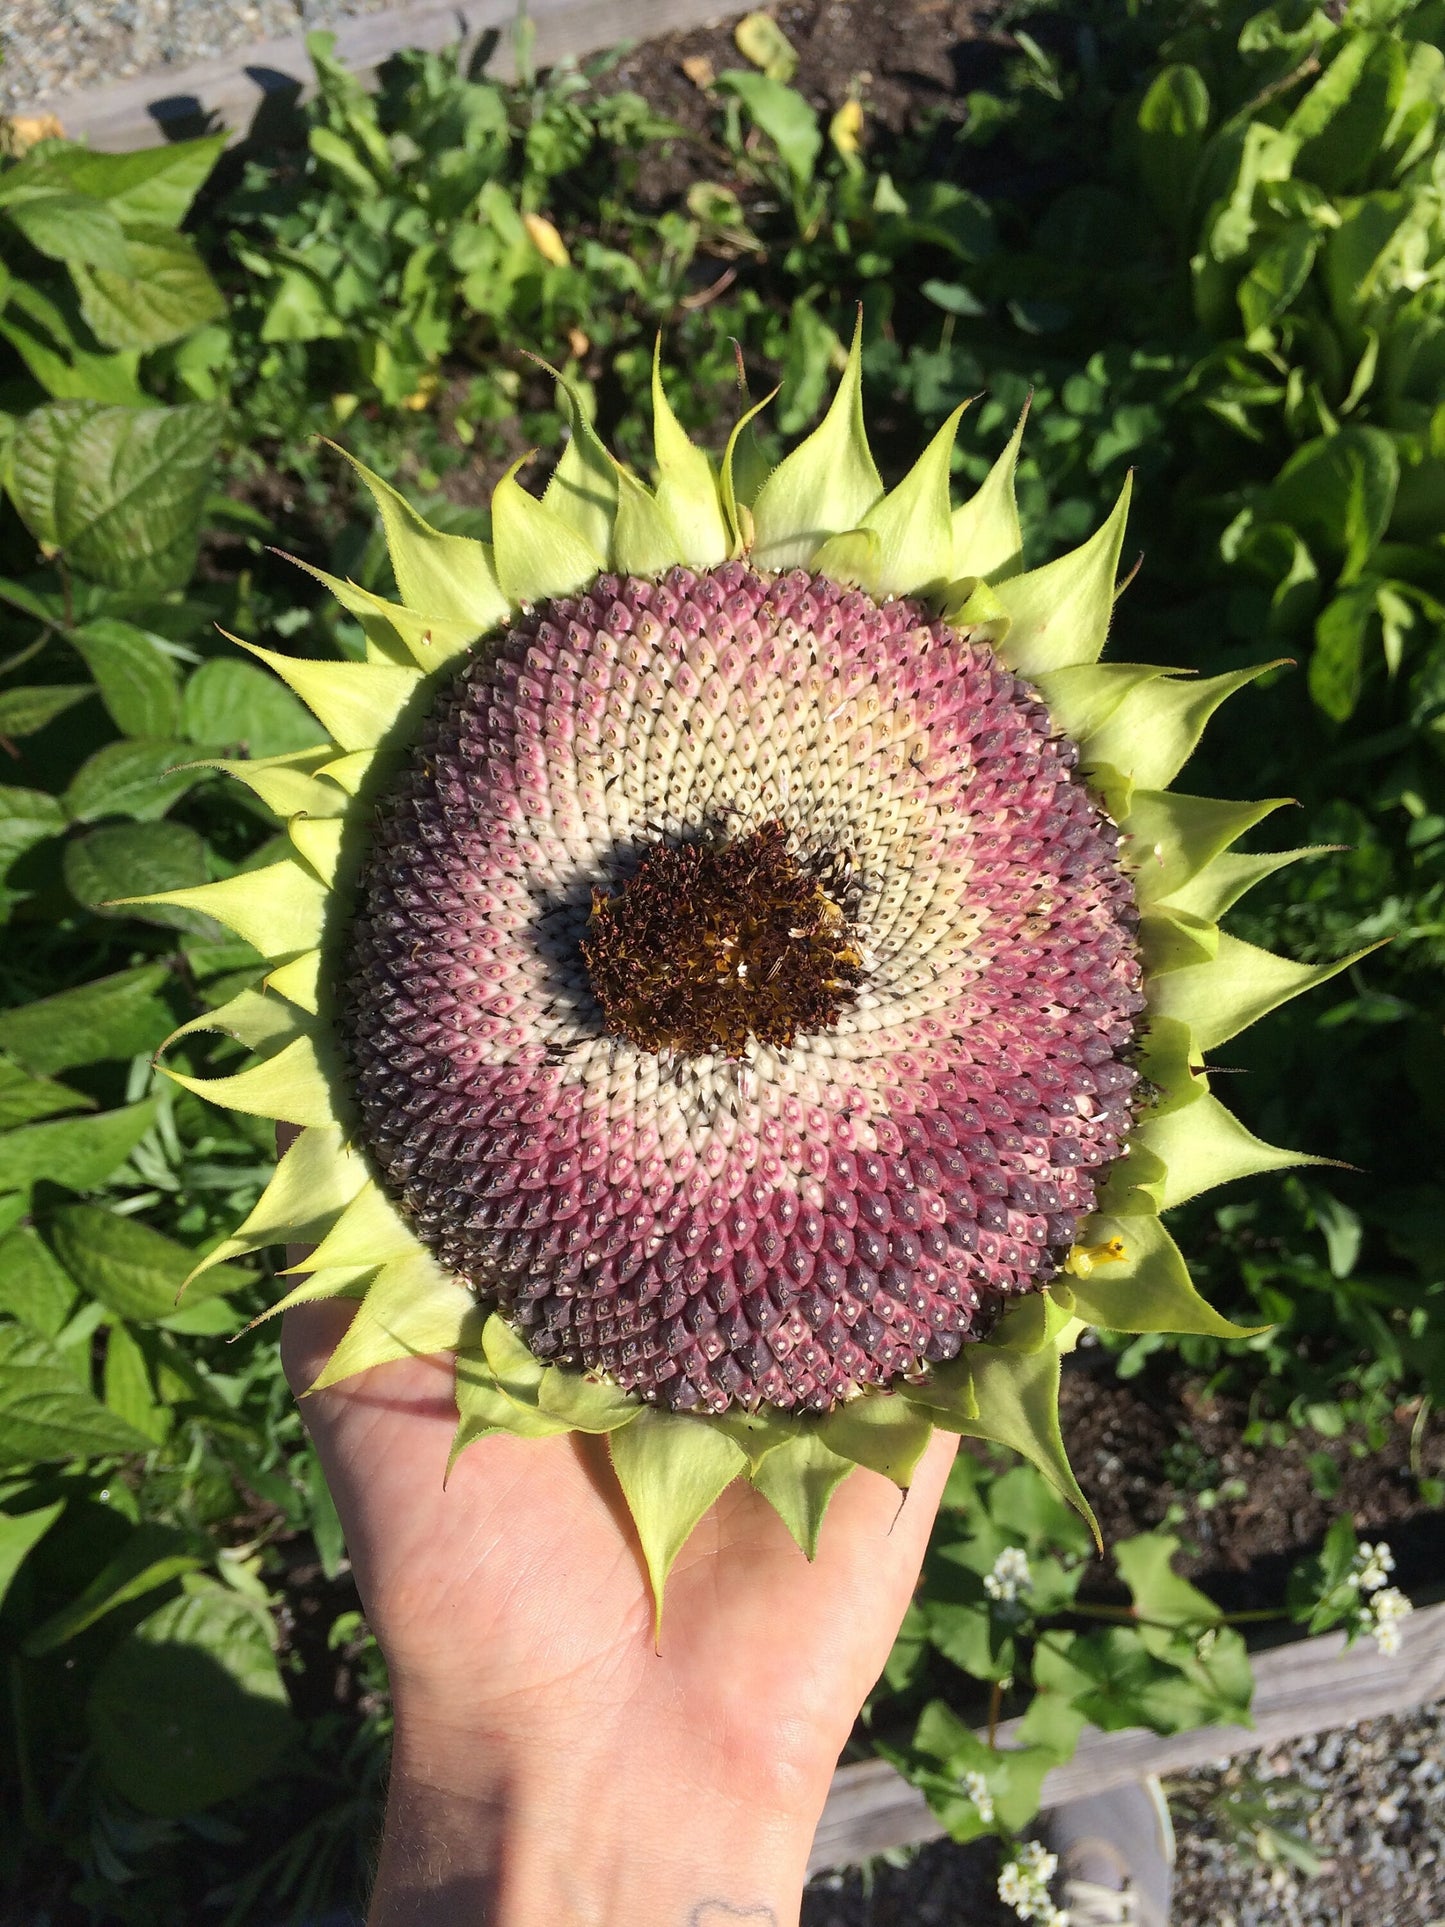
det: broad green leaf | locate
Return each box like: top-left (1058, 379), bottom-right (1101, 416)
top-left (0, 1321), bottom-right (151, 1467)
top-left (103, 1316), bottom-right (169, 1437)
top-left (750, 315), bottom-right (882, 569)
top-left (89, 1588), bottom-right (295, 1815)
top-left (0, 783), bottom-right (65, 881)
top-left (0, 963), bottom-right (176, 1074)
top-left (9, 400), bottom-right (222, 593)
top-left (45, 1203), bottom-right (249, 1324)
top-left (182, 658), bottom-right (329, 759)
top-left (949, 405), bottom-right (1026, 582)
top-left (2, 189), bottom-right (132, 273)
top-left (1284, 31), bottom-right (1405, 195)
top-left (749, 1429), bottom-right (856, 1558)
top-left (993, 479), bottom-right (1131, 675)
top-left (0, 1100), bottom-right (156, 1195)
top-left (1137, 64), bottom-right (1211, 229)
top-left (0, 1058), bottom-right (91, 1130)
top-left (0, 1225), bottom-right (78, 1336)
top-left (609, 1408), bottom-right (747, 1638)
top-left (1148, 929), bottom-right (1372, 1051)
top-left (65, 740), bottom-right (204, 823)
top-left (0, 1498), bottom-right (66, 1613)
top-left (1082, 662), bottom-right (1274, 793)
top-left (1268, 428), bottom-right (1398, 582)
top-left (70, 618), bottom-right (183, 737)
top-left (1066, 1214), bottom-right (1261, 1338)
top-left (24, 1522), bottom-right (199, 1655)
top-left (0, 684), bottom-right (94, 738)
top-left (6, 136), bottom-right (224, 227)
top-left (64, 821), bottom-right (210, 927)
top-left (1309, 585), bottom-right (1376, 721)
top-left (1139, 1092), bottom-right (1323, 1210)
top-left (1238, 226), bottom-right (1318, 339)
top-left (714, 71), bottom-right (823, 186)
top-left (73, 226), bottom-right (225, 352)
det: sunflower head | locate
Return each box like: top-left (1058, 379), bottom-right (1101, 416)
top-left (147, 325), bottom-right (1364, 1624)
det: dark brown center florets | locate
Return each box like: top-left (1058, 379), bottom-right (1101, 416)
top-left (580, 821), bottom-right (862, 1059)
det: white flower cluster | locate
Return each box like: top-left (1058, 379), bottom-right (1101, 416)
top-left (997, 1839), bottom-right (1068, 1926)
top-left (984, 1546), bottom-right (1034, 1603)
top-left (1351, 1540), bottom-right (1412, 1656)
top-left (964, 1768), bottom-right (995, 1824)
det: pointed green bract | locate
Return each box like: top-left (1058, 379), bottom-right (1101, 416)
top-left (202, 750), bottom-right (344, 820)
top-left (185, 1124), bottom-right (366, 1282)
top-left (285, 1178), bottom-right (414, 1273)
top-left (611, 467), bottom-right (688, 579)
top-left (749, 1431), bottom-right (857, 1558)
top-left (651, 340), bottom-right (729, 568)
top-left (266, 950), bottom-right (322, 1014)
top-left (609, 1409), bottom-right (748, 1639)
top-left (1138, 905), bottom-right (1220, 975)
top-left (749, 318), bottom-right (883, 569)
top-left (1138, 1091), bottom-right (1326, 1211)
top-left (541, 368), bottom-right (620, 560)
top-left (453, 1346), bottom-right (571, 1450)
top-left (719, 386), bottom-right (779, 557)
top-left (492, 459), bottom-right (605, 604)
top-left (1150, 930), bottom-right (1373, 1051)
top-left (128, 860), bottom-right (326, 960)
top-left (855, 403), bottom-right (967, 598)
top-left (318, 748), bottom-right (376, 796)
top-left (818, 1392), bottom-right (935, 1486)
top-left (1084, 662), bottom-right (1276, 793)
top-left (282, 552), bottom-right (482, 670)
top-left (957, 1344), bottom-right (1099, 1544)
top-left (1124, 791), bottom-right (1290, 906)
top-left (165, 986), bottom-right (303, 1055)
top-left (1033, 662), bottom-right (1170, 741)
top-left (164, 1033), bottom-right (340, 1128)
top-left (535, 1365), bottom-right (643, 1434)
top-left (308, 1250), bottom-right (483, 1392)
top-left (950, 403), bottom-right (1026, 583)
top-left (994, 478), bottom-right (1131, 676)
top-left (237, 641), bottom-right (422, 754)
top-left (1135, 1015), bottom-right (1205, 1120)
top-left (1066, 1214), bottom-right (1264, 1339)
top-left (1168, 844), bottom-right (1334, 921)
top-left (328, 442), bottom-right (508, 634)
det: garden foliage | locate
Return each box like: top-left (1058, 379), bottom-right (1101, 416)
top-left (0, 0), bottom-right (1441, 1915)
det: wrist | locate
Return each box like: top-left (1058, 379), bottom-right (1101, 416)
top-left (371, 1700), bottom-right (826, 1927)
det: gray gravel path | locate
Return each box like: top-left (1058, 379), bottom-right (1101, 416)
top-left (1, 0), bottom-right (395, 111)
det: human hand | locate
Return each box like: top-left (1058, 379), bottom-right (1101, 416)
top-left (283, 1297), bottom-right (957, 1927)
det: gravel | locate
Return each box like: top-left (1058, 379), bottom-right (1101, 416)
top-left (0, 0), bottom-right (396, 111)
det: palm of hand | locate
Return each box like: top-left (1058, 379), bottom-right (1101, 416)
top-left (284, 1299), bottom-right (957, 1795)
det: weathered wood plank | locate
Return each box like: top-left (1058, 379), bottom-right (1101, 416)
top-left (12, 0), bottom-right (732, 151)
top-left (809, 1596), bottom-right (1445, 1874)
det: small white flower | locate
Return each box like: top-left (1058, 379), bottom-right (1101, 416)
top-left (1367, 1585), bottom-right (1412, 1655)
top-left (1045, 1911), bottom-right (1072, 1927)
top-left (964, 1768), bottom-right (995, 1824)
top-left (1018, 1841), bottom-right (1058, 1881)
top-left (1355, 1541), bottom-right (1396, 1593)
top-left (984, 1545), bottom-right (1035, 1603)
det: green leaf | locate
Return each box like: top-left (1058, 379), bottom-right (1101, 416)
top-left (9, 401), bottom-right (223, 593)
top-left (0, 963), bottom-right (177, 1074)
top-left (715, 71), bottom-right (823, 186)
top-left (68, 618), bottom-right (183, 737)
top-left (0, 1321), bottom-right (151, 1468)
top-left (750, 315), bottom-right (883, 570)
top-left (103, 1316), bottom-right (170, 1436)
top-left (65, 739), bottom-right (203, 823)
top-left (1066, 1214), bottom-right (1260, 1338)
top-left (0, 1100), bottom-right (156, 1195)
top-left (0, 683), bottom-right (93, 738)
top-left (0, 783), bottom-right (66, 884)
top-left (89, 1588), bottom-right (295, 1814)
top-left (0, 1057), bottom-right (91, 1130)
top-left (63, 822), bottom-right (210, 926)
top-left (0, 1225), bottom-right (79, 1336)
top-left (0, 1498), bottom-right (66, 1613)
top-left (993, 478), bottom-right (1132, 676)
top-left (1137, 64), bottom-right (1211, 229)
top-left (2, 189), bottom-right (132, 273)
top-left (45, 1204), bottom-right (248, 1324)
top-left (23, 1522), bottom-right (199, 1655)
top-left (1284, 31), bottom-right (1405, 195)
top-left (748, 1429), bottom-right (856, 1557)
top-left (6, 136), bottom-right (224, 228)
top-left (1238, 226), bottom-right (1318, 339)
top-left (1309, 585), bottom-right (1376, 721)
top-left (73, 226), bottom-right (226, 352)
top-left (1268, 428), bottom-right (1399, 581)
top-left (182, 658), bottom-right (330, 759)
top-left (609, 1408), bottom-right (747, 1638)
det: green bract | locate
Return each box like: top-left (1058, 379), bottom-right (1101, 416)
top-left (145, 327), bottom-right (1362, 1624)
